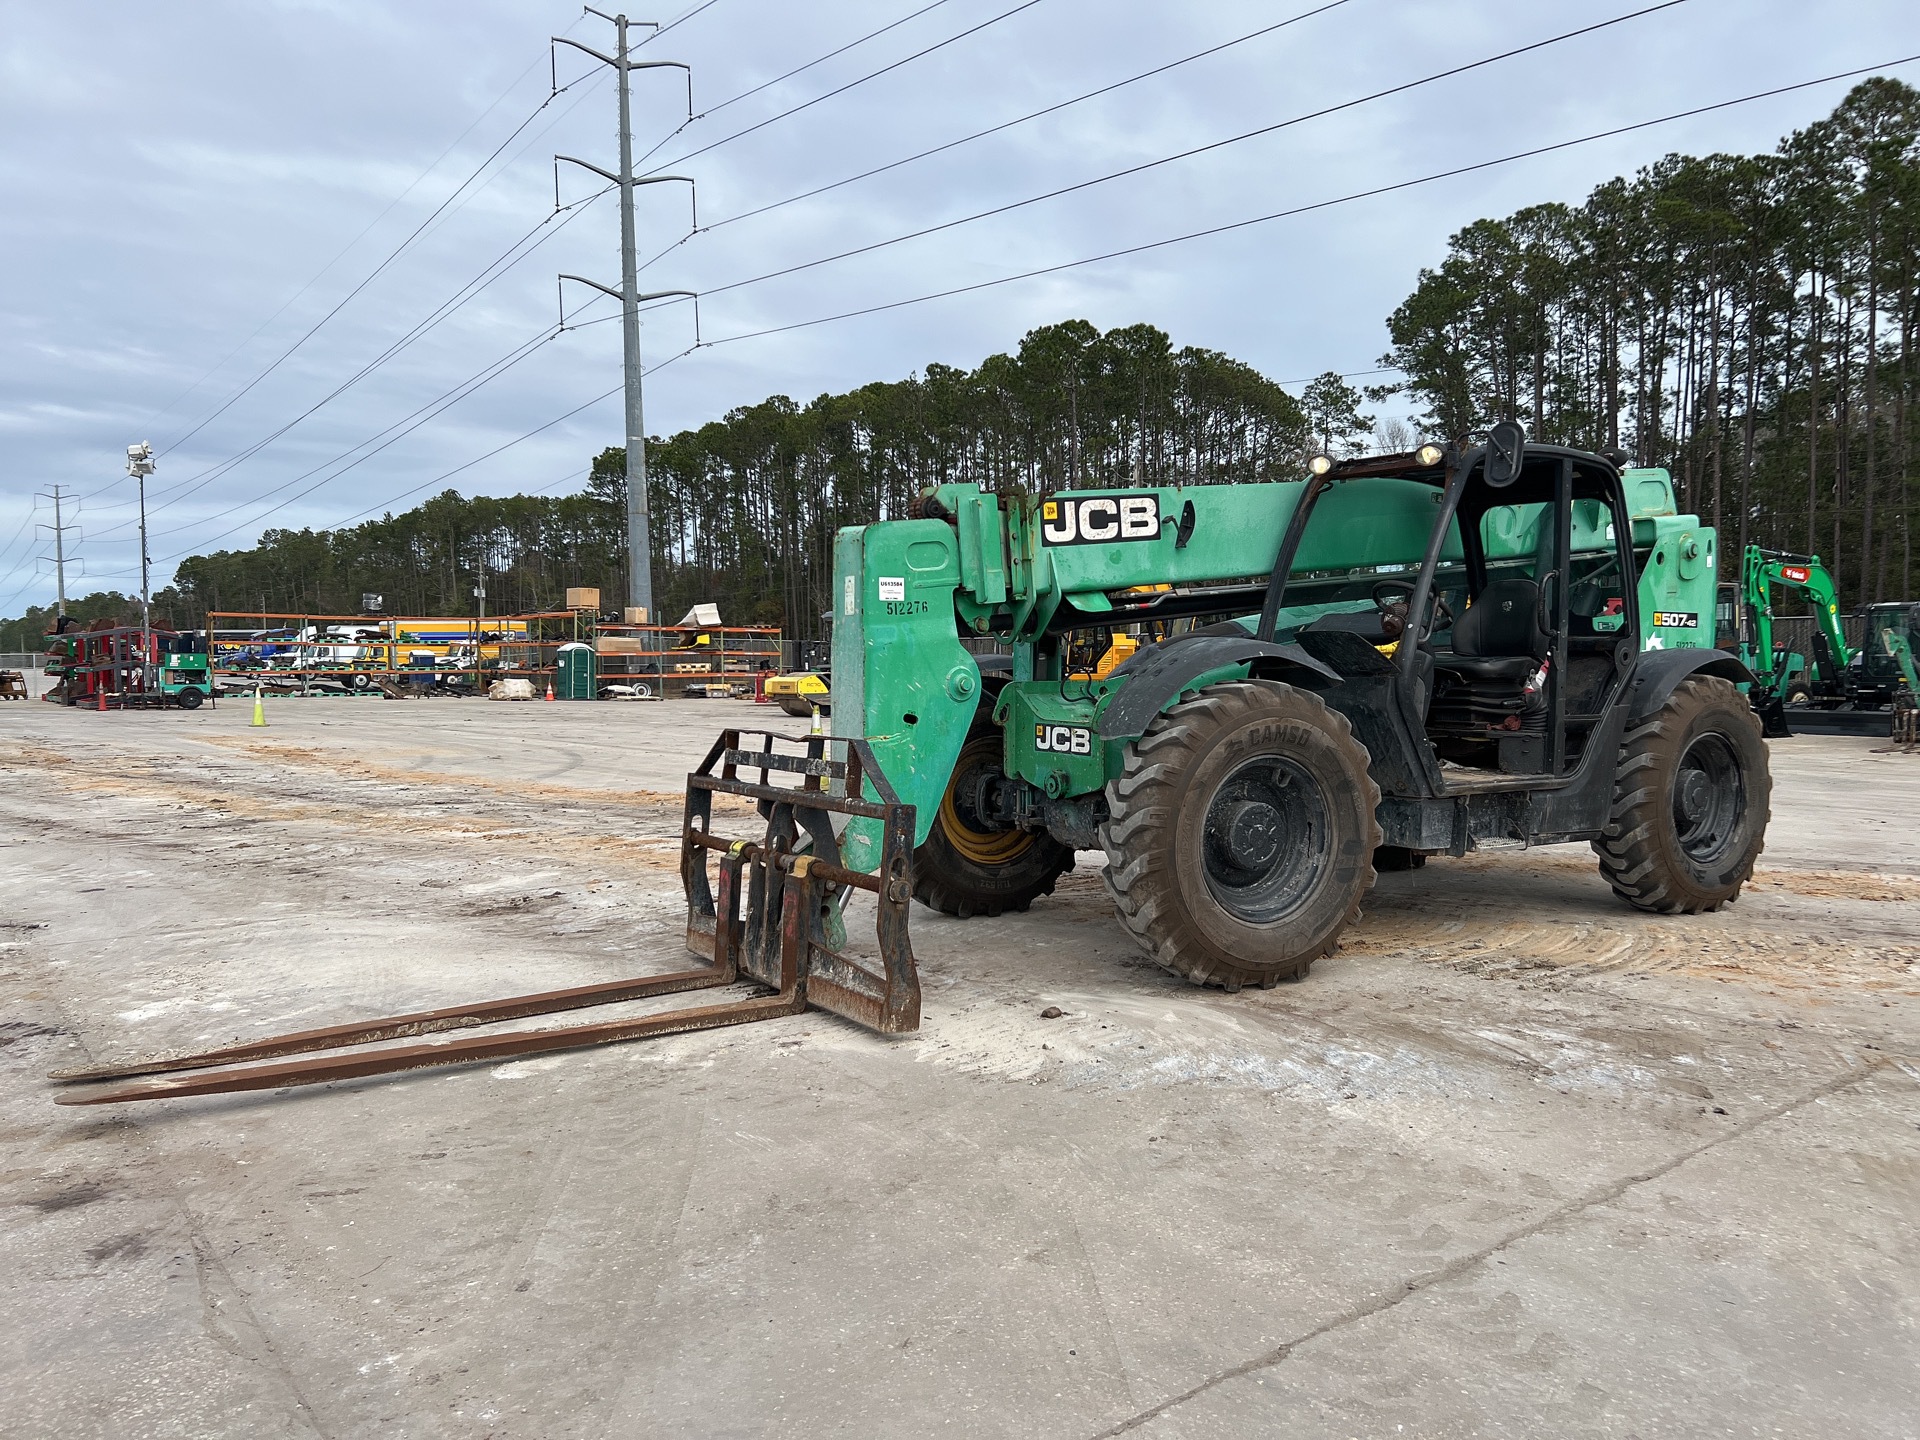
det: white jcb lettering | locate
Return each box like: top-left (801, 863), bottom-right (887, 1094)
top-left (1077, 498), bottom-right (1119, 541)
top-left (1119, 494), bottom-right (1158, 539)
top-left (1040, 494), bottom-right (1161, 546)
top-left (1035, 724), bottom-right (1092, 755)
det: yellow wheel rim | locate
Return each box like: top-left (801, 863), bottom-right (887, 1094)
top-left (938, 736), bottom-right (1037, 865)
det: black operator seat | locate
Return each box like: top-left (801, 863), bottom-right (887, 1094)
top-left (1434, 578), bottom-right (1545, 681)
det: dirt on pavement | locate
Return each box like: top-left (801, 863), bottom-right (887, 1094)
top-left (1, 695), bottom-right (1915, 1439)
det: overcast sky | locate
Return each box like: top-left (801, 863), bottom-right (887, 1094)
top-left (2, 0), bottom-right (1915, 611)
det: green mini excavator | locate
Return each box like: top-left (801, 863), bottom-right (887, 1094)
top-left (1714, 544), bottom-right (1852, 736)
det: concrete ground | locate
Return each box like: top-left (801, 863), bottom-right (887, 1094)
top-left (1, 689), bottom-right (1916, 1439)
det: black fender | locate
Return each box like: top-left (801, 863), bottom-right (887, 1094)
top-left (1627, 647), bottom-right (1757, 722)
top-left (1097, 632), bottom-right (1341, 741)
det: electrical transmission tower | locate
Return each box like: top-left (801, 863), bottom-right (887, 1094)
top-left (35, 484), bottom-right (80, 619)
top-left (553, 8), bottom-right (697, 625)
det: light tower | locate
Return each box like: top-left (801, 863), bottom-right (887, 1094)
top-left (127, 441), bottom-right (156, 684)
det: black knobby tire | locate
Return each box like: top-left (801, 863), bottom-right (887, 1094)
top-left (1593, 674), bottom-right (1770, 913)
top-left (914, 723), bottom-right (1074, 919)
top-left (173, 687), bottom-right (204, 711)
top-left (1101, 680), bottom-right (1382, 991)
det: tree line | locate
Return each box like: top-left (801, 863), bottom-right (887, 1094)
top-left (43, 320), bottom-right (1316, 642)
top-left (8, 77), bottom-right (1916, 646)
top-left (1379, 76), bottom-right (1920, 606)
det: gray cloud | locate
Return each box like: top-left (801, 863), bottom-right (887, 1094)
top-left (3, 0), bottom-right (1914, 606)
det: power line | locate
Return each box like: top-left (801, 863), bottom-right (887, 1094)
top-left (622, 0), bottom-right (967, 176)
top-left (397, 69), bottom-right (613, 265)
top-left (640, 0), bottom-right (724, 47)
top-left (706, 0), bottom-right (1352, 232)
top-left (700, 0), bottom-right (952, 117)
top-left (88, 87), bottom-right (699, 559)
top-left (151, 307), bottom-right (671, 562)
top-left (144, 303), bottom-right (650, 555)
top-left (80, 74), bottom-right (615, 519)
top-left (700, 55), bottom-right (1920, 348)
top-left (152, 71), bottom-right (600, 465)
top-left (150, 324), bottom-right (575, 547)
top-left (627, 0), bottom-right (962, 172)
top-left (99, 76), bottom-right (626, 530)
top-left (68, 3), bottom-right (1001, 547)
top-left (638, 0), bottom-right (1050, 172)
top-left (224, 51), bottom-right (1903, 562)
top-left (123, 23), bottom-right (586, 458)
top-left (97, 39), bottom-right (1909, 579)
top-left (0, 503), bottom-right (41, 592)
top-left (695, 0), bottom-right (1694, 303)
top-left (1277, 367), bottom-right (1399, 387)
top-left (91, 185), bottom-right (619, 538)
top-left (156, 327), bottom-right (578, 561)
top-left (104, 68), bottom-right (682, 531)
top-left (0, 576), bottom-right (46, 616)
top-left (254, 346), bottom-right (697, 546)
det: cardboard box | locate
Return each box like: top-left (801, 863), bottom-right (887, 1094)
top-left (622, 606), bottom-right (648, 624)
top-left (565, 587), bottom-right (601, 611)
top-left (594, 636), bottom-right (646, 655)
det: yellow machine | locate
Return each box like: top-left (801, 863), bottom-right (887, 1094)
top-left (1093, 634), bottom-right (1138, 678)
top-left (764, 670), bottom-right (830, 718)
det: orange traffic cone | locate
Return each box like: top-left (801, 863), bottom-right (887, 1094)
top-left (544, 679), bottom-right (556, 702)
top-left (96, 685), bottom-right (107, 712)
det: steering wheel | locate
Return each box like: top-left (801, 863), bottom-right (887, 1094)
top-left (1372, 578), bottom-right (1453, 642)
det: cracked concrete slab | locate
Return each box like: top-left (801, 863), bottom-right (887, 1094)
top-left (2, 696), bottom-right (1916, 1438)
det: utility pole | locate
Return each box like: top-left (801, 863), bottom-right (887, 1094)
top-left (127, 442), bottom-right (156, 686)
top-left (472, 554), bottom-right (487, 693)
top-left (35, 484), bottom-right (79, 620)
top-left (553, 9), bottom-right (696, 625)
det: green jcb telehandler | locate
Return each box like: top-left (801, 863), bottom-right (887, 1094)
top-left (55, 425), bottom-right (1773, 1106)
top-left (817, 423), bottom-right (1769, 990)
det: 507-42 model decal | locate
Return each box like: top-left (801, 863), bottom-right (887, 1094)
top-left (1040, 493), bottom-right (1161, 545)
top-left (1652, 610), bottom-right (1700, 628)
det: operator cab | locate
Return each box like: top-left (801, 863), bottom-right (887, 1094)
top-left (1418, 446), bottom-right (1639, 776)
top-left (1263, 428), bottom-right (1642, 782)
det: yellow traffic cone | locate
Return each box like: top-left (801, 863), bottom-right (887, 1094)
top-left (809, 704), bottom-right (825, 736)
top-left (250, 686), bottom-right (267, 728)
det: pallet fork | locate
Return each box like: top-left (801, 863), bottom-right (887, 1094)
top-left (51, 730), bottom-right (920, 1105)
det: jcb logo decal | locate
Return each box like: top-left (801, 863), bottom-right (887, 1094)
top-left (1034, 724), bottom-right (1092, 755)
top-left (1040, 493), bottom-right (1161, 546)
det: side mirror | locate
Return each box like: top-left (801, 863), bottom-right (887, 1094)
top-left (1485, 420), bottom-right (1527, 487)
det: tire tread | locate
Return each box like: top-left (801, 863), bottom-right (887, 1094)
top-left (1592, 674), bottom-right (1770, 913)
top-left (1100, 680), bottom-right (1381, 989)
